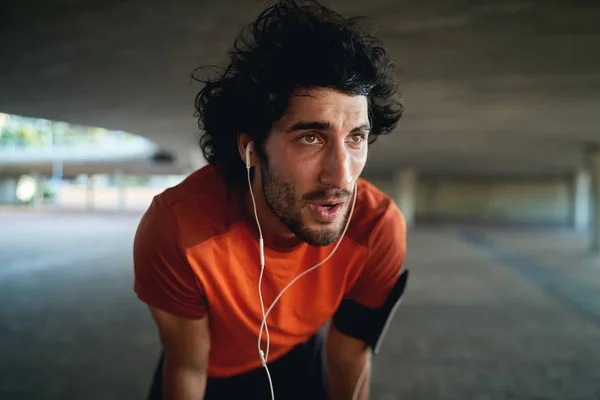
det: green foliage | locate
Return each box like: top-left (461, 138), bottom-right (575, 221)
top-left (0, 112), bottom-right (142, 149)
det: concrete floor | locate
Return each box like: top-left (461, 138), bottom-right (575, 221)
top-left (1, 211), bottom-right (600, 400)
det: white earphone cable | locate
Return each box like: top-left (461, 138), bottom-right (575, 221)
top-left (246, 157), bottom-right (271, 366)
top-left (246, 143), bottom-right (363, 400)
top-left (257, 184), bottom-right (357, 353)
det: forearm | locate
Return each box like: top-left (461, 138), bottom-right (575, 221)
top-left (327, 323), bottom-right (373, 400)
top-left (162, 360), bottom-right (207, 400)
top-left (328, 349), bottom-right (371, 400)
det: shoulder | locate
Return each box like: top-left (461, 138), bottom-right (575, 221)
top-left (347, 178), bottom-right (406, 247)
top-left (133, 168), bottom-right (226, 319)
top-left (339, 178), bottom-right (407, 309)
top-left (141, 165), bottom-right (240, 249)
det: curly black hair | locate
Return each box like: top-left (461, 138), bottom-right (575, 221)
top-left (193, 0), bottom-right (403, 185)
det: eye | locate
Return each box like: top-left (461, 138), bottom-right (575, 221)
top-left (300, 133), bottom-right (320, 145)
top-left (348, 133), bottom-right (366, 144)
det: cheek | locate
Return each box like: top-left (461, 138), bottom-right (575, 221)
top-left (269, 147), bottom-right (313, 195)
top-left (276, 144), bottom-right (314, 176)
top-left (290, 163), bottom-right (317, 192)
top-left (350, 148), bottom-right (368, 177)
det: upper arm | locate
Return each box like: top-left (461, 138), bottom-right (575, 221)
top-left (332, 202), bottom-right (407, 349)
top-left (150, 306), bottom-right (211, 371)
top-left (326, 322), bottom-right (368, 365)
top-left (133, 197), bottom-right (207, 319)
top-left (134, 197), bottom-right (212, 396)
top-left (345, 202), bottom-right (406, 309)
top-left (134, 197), bottom-right (211, 373)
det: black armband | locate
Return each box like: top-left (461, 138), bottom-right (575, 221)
top-left (332, 269), bottom-right (409, 355)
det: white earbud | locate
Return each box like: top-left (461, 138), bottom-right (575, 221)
top-left (245, 141), bottom-right (253, 169)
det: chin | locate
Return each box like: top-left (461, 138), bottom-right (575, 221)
top-left (286, 206), bottom-right (349, 247)
top-left (297, 222), bottom-right (343, 247)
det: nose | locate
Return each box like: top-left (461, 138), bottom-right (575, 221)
top-left (318, 141), bottom-right (353, 190)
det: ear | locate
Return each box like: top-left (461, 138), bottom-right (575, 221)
top-left (237, 133), bottom-right (255, 167)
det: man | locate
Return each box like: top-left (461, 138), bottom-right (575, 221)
top-left (133, 0), bottom-right (408, 399)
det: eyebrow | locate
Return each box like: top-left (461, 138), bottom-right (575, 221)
top-left (285, 120), bottom-right (371, 133)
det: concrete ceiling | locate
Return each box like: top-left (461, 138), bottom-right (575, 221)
top-left (0, 0), bottom-right (599, 178)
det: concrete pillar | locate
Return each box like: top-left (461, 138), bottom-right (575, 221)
top-left (394, 168), bottom-right (417, 229)
top-left (591, 151), bottom-right (600, 254)
top-left (51, 160), bottom-right (63, 213)
top-left (31, 173), bottom-right (44, 210)
top-left (572, 169), bottom-right (591, 232)
top-left (115, 169), bottom-right (126, 213)
top-left (86, 175), bottom-right (95, 211)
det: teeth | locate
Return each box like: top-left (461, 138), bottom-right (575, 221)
top-left (322, 204), bottom-right (335, 209)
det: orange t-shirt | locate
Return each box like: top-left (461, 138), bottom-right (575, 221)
top-left (133, 165), bottom-right (406, 378)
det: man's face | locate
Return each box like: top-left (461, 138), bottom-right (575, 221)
top-left (260, 87), bottom-right (370, 246)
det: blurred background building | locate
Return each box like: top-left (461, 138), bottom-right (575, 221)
top-left (1, 0), bottom-right (599, 399)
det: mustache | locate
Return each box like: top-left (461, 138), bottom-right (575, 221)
top-left (302, 188), bottom-right (353, 202)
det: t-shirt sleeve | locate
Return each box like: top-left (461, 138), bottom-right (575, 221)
top-left (133, 196), bottom-right (207, 319)
top-left (345, 201), bottom-right (407, 309)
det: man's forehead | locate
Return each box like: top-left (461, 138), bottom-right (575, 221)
top-left (282, 88), bottom-right (369, 123)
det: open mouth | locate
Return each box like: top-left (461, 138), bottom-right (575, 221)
top-left (309, 202), bottom-right (344, 222)
top-left (321, 204), bottom-right (338, 209)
